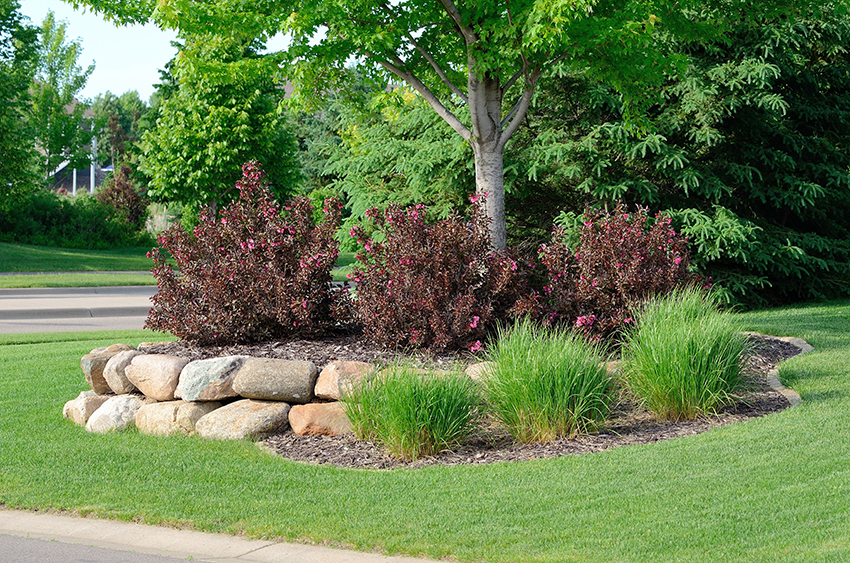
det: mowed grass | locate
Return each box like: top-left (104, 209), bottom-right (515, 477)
top-left (0, 243), bottom-right (354, 285)
top-left (1, 301), bottom-right (849, 562)
top-left (0, 242), bottom-right (155, 272)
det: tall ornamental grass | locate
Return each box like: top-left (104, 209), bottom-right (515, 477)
top-left (621, 287), bottom-right (747, 421)
top-left (342, 363), bottom-right (484, 461)
top-left (483, 319), bottom-right (614, 443)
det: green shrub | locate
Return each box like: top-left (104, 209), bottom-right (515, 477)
top-left (0, 189), bottom-right (152, 249)
top-left (483, 319), bottom-right (614, 443)
top-left (342, 363), bottom-right (484, 461)
top-left (621, 287), bottom-right (747, 421)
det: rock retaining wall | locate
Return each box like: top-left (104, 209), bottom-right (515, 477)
top-left (64, 343), bottom-right (492, 441)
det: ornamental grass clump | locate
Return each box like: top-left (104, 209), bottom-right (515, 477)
top-left (483, 319), bottom-right (614, 443)
top-left (146, 160), bottom-right (342, 345)
top-left (621, 286), bottom-right (747, 421)
top-left (342, 363), bottom-right (484, 461)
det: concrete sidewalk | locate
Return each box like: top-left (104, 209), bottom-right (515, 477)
top-left (0, 286), bottom-right (155, 333)
top-left (0, 509), bottom-right (437, 563)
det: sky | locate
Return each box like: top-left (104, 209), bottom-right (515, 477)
top-left (20, 0), bottom-right (179, 103)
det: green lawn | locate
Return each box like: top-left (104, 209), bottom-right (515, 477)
top-left (0, 242), bottom-right (154, 272)
top-left (0, 243), bottom-right (355, 286)
top-left (1, 300), bottom-right (848, 562)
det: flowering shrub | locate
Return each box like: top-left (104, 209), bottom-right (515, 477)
top-left (349, 199), bottom-right (525, 351)
top-left (529, 203), bottom-right (698, 339)
top-left (146, 160), bottom-right (342, 344)
top-left (95, 163), bottom-right (149, 230)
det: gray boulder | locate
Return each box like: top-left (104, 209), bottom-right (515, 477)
top-left (103, 350), bottom-right (142, 394)
top-left (85, 395), bottom-right (145, 433)
top-left (195, 399), bottom-right (290, 440)
top-left (232, 358), bottom-right (317, 403)
top-left (176, 356), bottom-right (246, 401)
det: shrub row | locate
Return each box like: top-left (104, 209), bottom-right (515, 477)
top-left (146, 162), bottom-right (697, 348)
top-left (0, 188), bottom-right (152, 249)
top-left (344, 287), bottom-right (747, 460)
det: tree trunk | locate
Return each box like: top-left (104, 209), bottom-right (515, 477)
top-left (472, 142), bottom-right (507, 250)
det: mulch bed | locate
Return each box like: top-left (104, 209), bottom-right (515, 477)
top-left (143, 332), bottom-right (803, 470)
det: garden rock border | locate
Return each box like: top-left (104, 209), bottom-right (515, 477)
top-left (64, 335), bottom-right (813, 461)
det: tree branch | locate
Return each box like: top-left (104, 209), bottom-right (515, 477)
top-left (499, 67), bottom-right (542, 150)
top-left (437, 0), bottom-right (477, 44)
top-left (367, 51), bottom-right (472, 142)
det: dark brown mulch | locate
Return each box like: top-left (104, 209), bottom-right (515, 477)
top-left (144, 333), bottom-right (804, 471)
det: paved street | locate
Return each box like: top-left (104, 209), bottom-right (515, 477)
top-left (0, 286), bottom-right (154, 333)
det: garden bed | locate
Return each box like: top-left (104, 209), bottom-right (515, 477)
top-left (143, 333), bottom-right (803, 470)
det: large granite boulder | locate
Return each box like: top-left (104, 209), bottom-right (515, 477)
top-left (125, 354), bottom-right (189, 402)
top-left (176, 401), bottom-right (222, 435)
top-left (176, 356), bottom-right (246, 401)
top-left (135, 400), bottom-right (187, 436)
top-left (85, 395), bottom-right (145, 433)
top-left (103, 350), bottom-right (142, 394)
top-left (195, 399), bottom-right (290, 440)
top-left (314, 361), bottom-right (373, 400)
top-left (289, 402), bottom-right (352, 436)
top-left (81, 344), bottom-right (134, 394)
top-left (232, 359), bottom-right (317, 403)
top-left (63, 390), bottom-right (112, 426)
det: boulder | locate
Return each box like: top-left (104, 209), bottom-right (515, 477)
top-left (176, 401), bottom-right (222, 435)
top-left (314, 361), bottom-right (373, 400)
top-left (465, 361), bottom-right (497, 382)
top-left (103, 350), bottom-right (142, 394)
top-left (195, 399), bottom-right (290, 440)
top-left (176, 356), bottom-right (246, 401)
top-left (81, 344), bottom-right (134, 394)
top-left (232, 358), bottom-right (317, 403)
top-left (135, 400), bottom-right (187, 436)
top-left (62, 390), bottom-right (112, 426)
top-left (289, 402), bottom-right (352, 436)
top-left (125, 354), bottom-right (189, 401)
top-left (85, 395), bottom-right (145, 433)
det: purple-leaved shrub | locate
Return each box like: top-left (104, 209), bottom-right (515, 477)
top-left (146, 160), bottom-right (342, 344)
top-left (349, 198), bottom-right (525, 352)
top-left (519, 203), bottom-right (698, 339)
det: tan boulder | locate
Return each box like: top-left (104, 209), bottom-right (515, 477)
top-left (103, 350), bottom-right (142, 394)
top-left (125, 354), bottom-right (189, 401)
top-left (289, 402), bottom-right (352, 436)
top-left (80, 344), bottom-right (134, 394)
top-left (314, 361), bottom-right (374, 400)
top-left (135, 400), bottom-right (187, 436)
top-left (176, 401), bottom-right (222, 435)
top-left (176, 356), bottom-right (246, 401)
top-left (232, 358), bottom-right (317, 403)
top-left (85, 395), bottom-right (145, 433)
top-left (62, 390), bottom-right (112, 426)
top-left (195, 399), bottom-right (290, 440)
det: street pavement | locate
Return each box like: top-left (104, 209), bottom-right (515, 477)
top-left (0, 286), bottom-right (154, 333)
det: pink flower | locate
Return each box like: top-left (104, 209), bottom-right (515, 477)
top-left (469, 316), bottom-right (480, 329)
top-left (674, 256), bottom-right (682, 265)
top-left (470, 341), bottom-right (483, 353)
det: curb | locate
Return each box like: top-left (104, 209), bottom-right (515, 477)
top-left (0, 307), bottom-right (151, 320)
top-left (747, 333), bottom-right (813, 407)
top-left (0, 509), bottom-right (436, 563)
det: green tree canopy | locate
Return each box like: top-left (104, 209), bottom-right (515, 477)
top-left (0, 0), bottom-right (39, 206)
top-left (73, 0), bottom-right (836, 249)
top-left (90, 89), bottom-right (148, 168)
top-left (137, 32), bottom-right (301, 211)
top-left (31, 10), bottom-right (95, 177)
